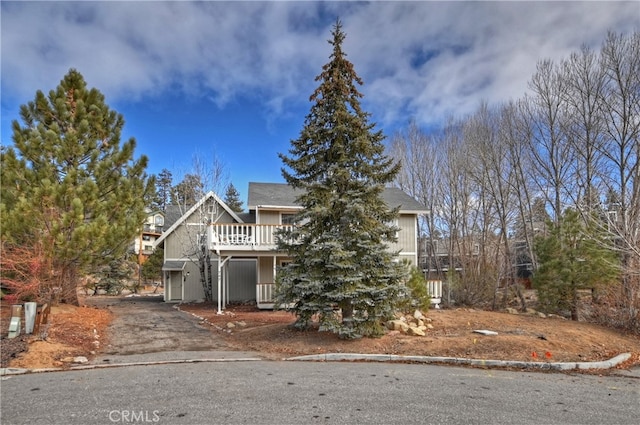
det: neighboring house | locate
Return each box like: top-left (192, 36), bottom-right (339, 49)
top-left (132, 210), bottom-right (166, 263)
top-left (154, 182), bottom-right (428, 311)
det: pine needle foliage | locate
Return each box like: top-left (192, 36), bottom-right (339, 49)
top-left (0, 69), bottom-right (154, 305)
top-left (223, 183), bottom-right (244, 213)
top-left (276, 21), bottom-right (408, 339)
top-left (533, 209), bottom-right (620, 320)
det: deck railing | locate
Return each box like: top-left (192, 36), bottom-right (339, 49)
top-left (207, 224), bottom-right (294, 250)
top-left (257, 283), bottom-right (275, 309)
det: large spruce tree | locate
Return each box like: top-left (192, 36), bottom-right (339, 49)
top-left (1, 69), bottom-right (154, 305)
top-left (276, 21), bottom-right (407, 338)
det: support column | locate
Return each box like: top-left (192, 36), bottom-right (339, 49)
top-left (272, 256), bottom-right (277, 284)
top-left (217, 256), bottom-right (231, 314)
top-left (217, 257), bottom-right (223, 314)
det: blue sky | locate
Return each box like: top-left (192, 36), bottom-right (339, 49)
top-left (2, 1), bottom-right (638, 205)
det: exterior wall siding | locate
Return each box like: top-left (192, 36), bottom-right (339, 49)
top-left (182, 262), bottom-right (204, 301)
top-left (258, 210), bottom-right (280, 225)
top-left (258, 257), bottom-right (275, 284)
top-left (390, 214), bottom-right (418, 265)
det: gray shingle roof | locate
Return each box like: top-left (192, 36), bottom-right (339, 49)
top-left (163, 205), bottom-right (185, 228)
top-left (247, 182), bottom-right (427, 213)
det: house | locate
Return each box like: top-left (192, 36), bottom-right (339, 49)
top-left (131, 209), bottom-right (166, 263)
top-left (154, 182), bottom-right (428, 312)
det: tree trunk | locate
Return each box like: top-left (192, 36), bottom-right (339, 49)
top-left (571, 281), bottom-right (579, 321)
top-left (58, 266), bottom-right (80, 306)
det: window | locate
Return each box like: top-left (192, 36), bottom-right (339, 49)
top-left (142, 235), bottom-right (151, 241)
top-left (154, 215), bottom-right (164, 226)
top-left (281, 213), bottom-right (296, 225)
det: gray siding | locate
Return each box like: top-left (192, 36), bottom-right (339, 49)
top-left (389, 214), bottom-right (418, 264)
top-left (182, 262), bottom-right (205, 301)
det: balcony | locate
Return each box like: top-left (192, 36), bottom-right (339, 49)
top-left (207, 223), bottom-right (293, 252)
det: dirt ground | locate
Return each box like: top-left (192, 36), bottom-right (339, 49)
top-left (1, 301), bottom-right (112, 369)
top-left (180, 303), bottom-right (640, 367)
top-left (2, 296), bottom-right (639, 372)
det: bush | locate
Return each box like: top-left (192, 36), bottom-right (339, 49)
top-left (398, 265), bottom-right (431, 313)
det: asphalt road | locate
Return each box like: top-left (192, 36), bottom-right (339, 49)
top-left (2, 361), bottom-right (639, 425)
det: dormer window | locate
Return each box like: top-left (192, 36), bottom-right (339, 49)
top-left (155, 215), bottom-right (164, 226)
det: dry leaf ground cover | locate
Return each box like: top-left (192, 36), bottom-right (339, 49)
top-left (1, 301), bottom-right (112, 369)
top-left (2, 295), bottom-right (639, 372)
top-left (180, 303), bottom-right (640, 367)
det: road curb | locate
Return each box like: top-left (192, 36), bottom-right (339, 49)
top-left (0, 357), bottom-right (263, 376)
top-left (284, 352), bottom-right (632, 371)
top-left (2, 353), bottom-right (632, 376)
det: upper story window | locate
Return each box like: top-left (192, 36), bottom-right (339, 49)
top-left (281, 213), bottom-right (296, 225)
top-left (155, 215), bottom-right (164, 226)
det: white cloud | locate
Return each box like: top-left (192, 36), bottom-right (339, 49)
top-left (1, 1), bottom-right (637, 130)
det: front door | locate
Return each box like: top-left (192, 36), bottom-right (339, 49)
top-left (168, 271), bottom-right (183, 301)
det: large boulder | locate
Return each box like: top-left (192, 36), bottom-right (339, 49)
top-left (407, 326), bottom-right (426, 336)
top-left (387, 320), bottom-right (409, 332)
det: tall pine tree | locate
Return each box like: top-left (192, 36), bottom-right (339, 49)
top-left (1, 69), bottom-right (154, 305)
top-left (153, 168), bottom-right (174, 211)
top-left (223, 183), bottom-right (244, 213)
top-left (276, 21), bottom-right (407, 338)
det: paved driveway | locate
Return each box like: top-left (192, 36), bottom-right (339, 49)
top-left (86, 295), bottom-right (261, 364)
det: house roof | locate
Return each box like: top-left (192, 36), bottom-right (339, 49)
top-left (163, 205), bottom-right (184, 228)
top-left (154, 191), bottom-right (243, 248)
top-left (247, 182), bottom-right (428, 214)
top-left (162, 261), bottom-right (186, 271)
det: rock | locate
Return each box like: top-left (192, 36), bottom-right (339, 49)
top-left (473, 329), bottom-right (498, 336)
top-left (226, 322), bottom-right (236, 329)
top-left (387, 320), bottom-right (409, 332)
top-left (413, 309), bottom-right (425, 320)
top-left (426, 323), bottom-right (434, 329)
top-left (407, 326), bottom-right (425, 336)
top-left (73, 356), bottom-right (89, 364)
top-left (60, 357), bottom-right (74, 363)
top-left (417, 319), bottom-right (424, 327)
top-left (537, 312), bottom-right (547, 318)
top-left (506, 307), bottom-right (519, 314)
top-left (525, 308), bottom-right (537, 314)
top-left (425, 318), bottom-right (432, 323)
top-left (235, 321), bottom-right (247, 327)
top-left (418, 325), bottom-right (427, 331)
